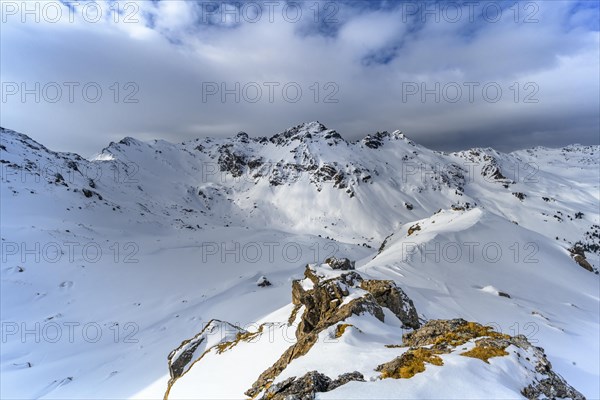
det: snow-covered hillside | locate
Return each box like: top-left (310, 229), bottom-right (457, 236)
top-left (1, 123), bottom-right (598, 399)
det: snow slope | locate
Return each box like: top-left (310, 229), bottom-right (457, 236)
top-left (0, 123), bottom-right (598, 399)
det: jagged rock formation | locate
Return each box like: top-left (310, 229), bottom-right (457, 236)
top-left (163, 259), bottom-right (420, 399)
top-left (165, 320), bottom-right (245, 397)
top-left (359, 279), bottom-right (420, 329)
top-left (262, 370), bottom-right (365, 400)
top-left (164, 261), bottom-right (584, 400)
top-left (246, 261), bottom-right (420, 398)
top-left (452, 148), bottom-right (515, 189)
top-left (323, 256), bottom-right (355, 270)
top-left (376, 319), bottom-right (585, 399)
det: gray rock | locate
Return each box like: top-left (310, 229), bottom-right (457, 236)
top-left (262, 371), bottom-right (331, 400)
top-left (360, 279), bottom-right (421, 329)
top-left (261, 370), bottom-right (365, 400)
top-left (257, 276), bottom-right (272, 287)
top-left (324, 257), bottom-right (355, 270)
top-left (328, 371), bottom-right (365, 391)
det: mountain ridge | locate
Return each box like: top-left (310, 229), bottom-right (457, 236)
top-left (5, 124), bottom-right (599, 162)
top-left (1, 124), bottom-right (599, 399)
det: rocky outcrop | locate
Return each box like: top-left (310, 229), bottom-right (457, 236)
top-left (164, 272), bottom-right (584, 400)
top-left (401, 318), bottom-right (509, 350)
top-left (256, 276), bottom-right (272, 287)
top-left (513, 192), bottom-right (527, 201)
top-left (290, 269), bottom-right (384, 337)
top-left (324, 257), bottom-right (355, 270)
top-left (290, 264), bottom-right (419, 336)
top-left (377, 347), bottom-right (444, 379)
top-left (246, 262), bottom-right (420, 397)
top-left (517, 336), bottom-right (586, 400)
top-left (360, 279), bottom-right (420, 329)
top-left (522, 376), bottom-right (586, 400)
top-left (573, 255), bottom-right (594, 272)
top-left (377, 319), bottom-right (585, 399)
top-left (164, 320), bottom-right (265, 399)
top-left (327, 371), bottom-right (365, 390)
top-left (569, 245), bottom-right (596, 273)
top-left (452, 148), bottom-right (514, 188)
top-left (309, 162), bottom-right (361, 196)
top-left (408, 223), bottom-right (421, 236)
top-left (481, 158), bottom-right (514, 188)
top-left (166, 320), bottom-right (243, 383)
top-left (261, 370), bottom-right (365, 400)
top-left (360, 130), bottom-right (410, 149)
top-left (217, 145), bottom-right (247, 177)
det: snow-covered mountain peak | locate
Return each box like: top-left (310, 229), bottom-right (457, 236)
top-left (269, 121), bottom-right (345, 147)
top-left (1, 124), bottom-right (599, 399)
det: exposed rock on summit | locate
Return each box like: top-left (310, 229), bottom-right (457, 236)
top-left (246, 262), bottom-right (420, 398)
top-left (378, 319), bottom-right (585, 399)
top-left (164, 266), bottom-right (585, 400)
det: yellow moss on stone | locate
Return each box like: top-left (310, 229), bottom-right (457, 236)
top-left (459, 337), bottom-right (510, 363)
top-left (432, 322), bottom-right (509, 348)
top-left (216, 326), bottom-right (264, 354)
top-left (379, 348), bottom-right (444, 379)
top-left (407, 224), bottom-right (421, 236)
top-left (378, 321), bottom-right (512, 381)
top-left (461, 345), bottom-right (508, 363)
top-left (335, 323), bottom-right (353, 338)
top-left (215, 341), bottom-right (233, 354)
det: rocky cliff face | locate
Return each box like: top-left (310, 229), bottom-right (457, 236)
top-left (165, 258), bottom-right (585, 399)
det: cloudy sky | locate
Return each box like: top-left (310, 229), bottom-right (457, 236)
top-left (1, 0), bottom-right (599, 156)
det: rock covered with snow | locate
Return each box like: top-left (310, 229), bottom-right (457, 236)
top-left (164, 266), bottom-right (585, 400)
top-left (256, 276), bottom-right (272, 287)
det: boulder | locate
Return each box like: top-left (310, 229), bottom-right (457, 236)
top-left (256, 276), bottom-right (272, 287)
top-left (261, 370), bottom-right (365, 400)
top-left (324, 257), bottom-right (355, 270)
top-left (360, 279), bottom-right (420, 329)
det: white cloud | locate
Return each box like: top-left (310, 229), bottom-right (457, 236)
top-left (0, 0), bottom-right (598, 155)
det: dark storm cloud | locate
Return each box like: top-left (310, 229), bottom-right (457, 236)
top-left (0, 0), bottom-right (598, 156)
